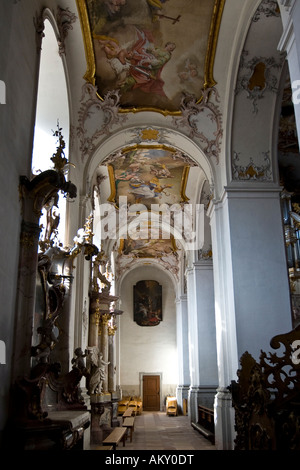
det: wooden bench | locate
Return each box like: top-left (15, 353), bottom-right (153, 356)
top-left (102, 427), bottom-right (127, 450)
top-left (94, 445), bottom-right (113, 450)
top-left (122, 408), bottom-right (133, 420)
top-left (192, 405), bottom-right (215, 443)
top-left (122, 417), bottom-right (135, 442)
top-left (128, 400), bottom-right (138, 415)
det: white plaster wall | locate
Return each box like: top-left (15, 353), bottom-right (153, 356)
top-left (118, 266), bottom-right (178, 401)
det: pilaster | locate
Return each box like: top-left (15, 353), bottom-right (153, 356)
top-left (208, 186), bottom-right (293, 449)
top-left (186, 260), bottom-right (218, 424)
top-left (175, 295), bottom-right (190, 413)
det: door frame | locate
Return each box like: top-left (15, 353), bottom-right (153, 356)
top-left (139, 372), bottom-right (163, 411)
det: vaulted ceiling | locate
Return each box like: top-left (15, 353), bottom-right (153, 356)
top-left (35, 0), bottom-right (300, 283)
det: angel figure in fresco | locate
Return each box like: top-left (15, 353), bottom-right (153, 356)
top-left (150, 162), bottom-right (174, 179)
top-left (129, 177), bottom-right (172, 202)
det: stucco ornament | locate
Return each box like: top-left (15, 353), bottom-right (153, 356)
top-left (77, 83), bottom-right (128, 160)
top-left (172, 87), bottom-right (223, 164)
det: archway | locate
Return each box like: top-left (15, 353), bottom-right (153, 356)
top-left (32, 14), bottom-right (70, 247)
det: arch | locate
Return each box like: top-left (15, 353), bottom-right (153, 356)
top-left (115, 259), bottom-right (179, 303)
top-left (228, 0), bottom-right (286, 186)
top-left (31, 9), bottom-right (71, 246)
top-left (82, 126), bottom-right (216, 197)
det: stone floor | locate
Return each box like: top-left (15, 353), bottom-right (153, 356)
top-left (101, 411), bottom-right (216, 451)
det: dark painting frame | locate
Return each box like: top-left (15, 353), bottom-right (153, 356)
top-left (134, 280), bottom-right (162, 326)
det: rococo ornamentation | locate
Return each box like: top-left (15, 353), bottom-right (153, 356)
top-left (172, 87), bottom-right (223, 164)
top-left (77, 83), bottom-right (128, 160)
top-left (232, 151), bottom-right (272, 181)
top-left (235, 50), bottom-right (285, 114)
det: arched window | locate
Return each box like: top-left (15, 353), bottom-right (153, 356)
top-left (32, 17), bottom-right (70, 248)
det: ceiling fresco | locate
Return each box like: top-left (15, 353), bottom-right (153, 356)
top-left (105, 145), bottom-right (191, 207)
top-left (95, 144), bottom-right (201, 273)
top-left (119, 236), bottom-right (178, 258)
top-left (77, 0), bottom-right (225, 113)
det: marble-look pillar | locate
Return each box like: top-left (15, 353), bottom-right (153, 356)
top-left (88, 299), bottom-right (101, 349)
top-left (101, 314), bottom-right (110, 394)
top-left (108, 324), bottom-right (117, 395)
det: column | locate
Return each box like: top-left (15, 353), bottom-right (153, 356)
top-left (108, 323), bottom-right (117, 395)
top-left (208, 187), bottom-right (293, 449)
top-left (101, 314), bottom-right (110, 394)
top-left (186, 261), bottom-right (218, 425)
top-left (88, 299), bottom-right (101, 349)
top-left (175, 295), bottom-right (190, 413)
top-left (12, 220), bottom-right (41, 380)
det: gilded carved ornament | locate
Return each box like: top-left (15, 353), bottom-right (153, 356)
top-left (231, 151), bottom-right (272, 181)
top-left (76, 0), bottom-right (225, 115)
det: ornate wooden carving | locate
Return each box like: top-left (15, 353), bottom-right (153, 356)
top-left (230, 325), bottom-right (300, 450)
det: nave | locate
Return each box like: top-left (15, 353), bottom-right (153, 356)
top-left (90, 412), bottom-right (215, 451)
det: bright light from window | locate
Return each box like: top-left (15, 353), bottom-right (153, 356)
top-left (32, 19), bottom-right (70, 248)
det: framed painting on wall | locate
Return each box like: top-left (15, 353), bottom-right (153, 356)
top-left (134, 280), bottom-right (162, 326)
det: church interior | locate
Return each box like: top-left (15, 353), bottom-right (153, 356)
top-left (1, 0), bottom-right (300, 451)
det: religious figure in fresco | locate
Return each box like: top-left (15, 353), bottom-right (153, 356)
top-left (95, 29), bottom-right (176, 98)
top-left (82, 0), bottom-right (221, 111)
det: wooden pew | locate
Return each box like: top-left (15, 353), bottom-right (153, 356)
top-left (122, 417), bottom-right (135, 442)
top-left (102, 427), bottom-right (127, 450)
top-left (128, 400), bottom-right (138, 415)
top-left (122, 408), bottom-right (133, 421)
top-left (192, 405), bottom-right (215, 443)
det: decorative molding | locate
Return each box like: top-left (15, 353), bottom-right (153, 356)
top-left (280, 0), bottom-right (296, 11)
top-left (77, 83), bottom-right (128, 160)
top-left (56, 6), bottom-right (77, 56)
top-left (138, 128), bottom-right (161, 142)
top-left (198, 247), bottom-right (213, 261)
top-left (230, 325), bottom-right (300, 450)
top-left (252, 0), bottom-right (281, 22)
top-left (33, 11), bottom-right (45, 51)
top-left (235, 50), bottom-right (285, 114)
top-left (232, 151), bottom-right (272, 181)
top-left (172, 87), bottom-right (223, 164)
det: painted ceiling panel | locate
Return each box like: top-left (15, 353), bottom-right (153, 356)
top-left (77, 0), bottom-right (224, 113)
top-left (105, 146), bottom-right (191, 207)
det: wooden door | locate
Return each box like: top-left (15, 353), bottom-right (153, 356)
top-left (143, 375), bottom-right (160, 411)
